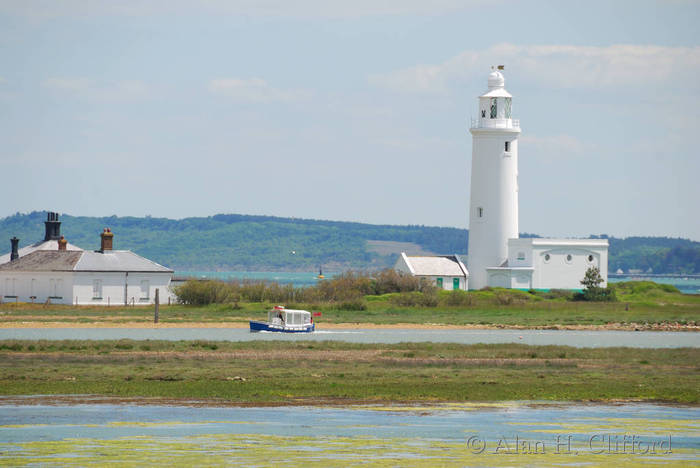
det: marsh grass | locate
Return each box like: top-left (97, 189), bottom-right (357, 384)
top-left (0, 280), bottom-right (697, 327)
top-left (0, 340), bottom-right (698, 404)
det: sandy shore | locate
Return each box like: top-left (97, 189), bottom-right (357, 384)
top-left (0, 320), bottom-right (697, 331)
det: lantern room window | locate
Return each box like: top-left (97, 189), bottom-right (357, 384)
top-left (505, 97), bottom-right (512, 118)
top-left (490, 98), bottom-right (497, 118)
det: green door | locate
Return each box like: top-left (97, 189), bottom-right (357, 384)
top-left (453, 278), bottom-right (460, 290)
top-left (436, 278), bottom-right (443, 289)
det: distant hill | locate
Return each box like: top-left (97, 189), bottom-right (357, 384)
top-left (1, 211), bottom-right (698, 274)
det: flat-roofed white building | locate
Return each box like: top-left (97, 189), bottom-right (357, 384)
top-left (485, 238), bottom-right (608, 290)
top-left (394, 253), bottom-right (469, 290)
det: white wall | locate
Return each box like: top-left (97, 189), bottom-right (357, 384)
top-left (72, 272), bottom-right (173, 305)
top-left (0, 272), bottom-right (74, 305)
top-left (531, 244), bottom-right (608, 290)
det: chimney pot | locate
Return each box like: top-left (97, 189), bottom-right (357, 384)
top-left (100, 228), bottom-right (114, 252)
top-left (58, 236), bottom-right (68, 251)
top-left (10, 237), bottom-right (19, 261)
top-left (44, 212), bottom-right (61, 241)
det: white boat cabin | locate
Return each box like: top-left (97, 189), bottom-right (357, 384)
top-left (269, 306), bottom-right (312, 328)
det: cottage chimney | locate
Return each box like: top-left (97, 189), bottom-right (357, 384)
top-left (10, 237), bottom-right (19, 261)
top-left (58, 236), bottom-right (68, 251)
top-left (44, 212), bottom-right (61, 241)
top-left (100, 228), bottom-right (114, 252)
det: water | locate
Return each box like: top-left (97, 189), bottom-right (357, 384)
top-left (177, 271), bottom-right (700, 294)
top-left (175, 271), bottom-right (330, 287)
top-left (1, 328), bottom-right (698, 348)
top-left (0, 402), bottom-right (697, 466)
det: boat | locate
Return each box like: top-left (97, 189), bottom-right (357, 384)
top-left (249, 305), bottom-right (315, 333)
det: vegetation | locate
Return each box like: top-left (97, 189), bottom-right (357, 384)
top-left (0, 340), bottom-right (697, 404)
top-left (1, 280), bottom-right (697, 328)
top-left (574, 266), bottom-right (617, 302)
top-left (174, 269), bottom-right (434, 306)
top-left (1, 211), bottom-right (699, 273)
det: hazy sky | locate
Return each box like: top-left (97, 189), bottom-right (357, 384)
top-left (1, 1), bottom-right (699, 240)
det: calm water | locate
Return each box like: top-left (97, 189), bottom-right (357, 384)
top-left (0, 402), bottom-right (697, 466)
top-left (177, 271), bottom-right (700, 294)
top-left (1, 328), bottom-right (698, 348)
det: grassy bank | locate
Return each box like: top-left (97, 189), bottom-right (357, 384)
top-left (1, 340), bottom-right (698, 404)
top-left (1, 281), bottom-right (698, 328)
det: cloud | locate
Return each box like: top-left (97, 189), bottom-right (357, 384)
top-left (208, 78), bottom-right (309, 103)
top-left (369, 43), bottom-right (700, 93)
top-left (42, 77), bottom-right (149, 100)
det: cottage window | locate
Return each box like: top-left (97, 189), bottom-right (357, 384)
top-left (140, 280), bottom-right (150, 301)
top-left (50, 279), bottom-right (63, 298)
top-left (93, 280), bottom-right (103, 299)
top-left (517, 252), bottom-right (525, 261)
top-left (436, 278), bottom-right (443, 289)
top-left (4, 278), bottom-right (16, 297)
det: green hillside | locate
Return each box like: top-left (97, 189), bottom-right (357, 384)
top-left (1, 211), bottom-right (698, 274)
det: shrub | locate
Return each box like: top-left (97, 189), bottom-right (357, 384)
top-left (443, 290), bottom-right (474, 307)
top-left (372, 269), bottom-right (426, 294)
top-left (338, 299), bottom-right (368, 311)
top-left (391, 290), bottom-right (438, 307)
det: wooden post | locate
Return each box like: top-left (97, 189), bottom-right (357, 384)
top-left (154, 288), bottom-right (159, 324)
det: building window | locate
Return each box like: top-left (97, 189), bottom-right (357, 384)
top-left (587, 255), bottom-right (594, 262)
top-left (490, 98), bottom-right (497, 118)
top-left (505, 141), bottom-right (510, 152)
top-left (31, 279), bottom-right (36, 298)
top-left (517, 251), bottom-right (525, 261)
top-left (49, 279), bottom-right (63, 299)
top-left (566, 254), bottom-right (573, 264)
top-left (477, 207), bottom-right (484, 218)
top-left (436, 278), bottom-right (443, 289)
top-left (93, 280), bottom-right (102, 299)
top-left (453, 278), bottom-right (460, 290)
top-left (544, 254), bottom-right (551, 263)
top-left (505, 97), bottom-right (512, 118)
top-left (4, 278), bottom-right (16, 297)
top-left (140, 280), bottom-right (150, 301)
top-left (481, 110), bottom-right (486, 118)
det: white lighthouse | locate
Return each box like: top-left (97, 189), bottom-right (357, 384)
top-left (396, 67), bottom-right (609, 292)
top-left (467, 68), bottom-right (521, 289)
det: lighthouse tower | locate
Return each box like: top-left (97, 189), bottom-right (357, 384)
top-left (467, 68), bottom-right (521, 290)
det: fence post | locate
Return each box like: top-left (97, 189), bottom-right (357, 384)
top-left (154, 288), bottom-right (159, 324)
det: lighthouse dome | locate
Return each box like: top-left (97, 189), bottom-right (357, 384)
top-left (488, 70), bottom-right (505, 89)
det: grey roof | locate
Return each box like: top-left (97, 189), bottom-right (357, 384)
top-left (0, 250), bottom-right (83, 271)
top-left (74, 251), bottom-right (173, 273)
top-left (404, 255), bottom-right (468, 277)
top-left (0, 240), bottom-right (83, 265)
top-left (0, 249), bottom-right (172, 273)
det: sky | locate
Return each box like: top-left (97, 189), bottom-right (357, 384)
top-left (1, 0), bottom-right (699, 240)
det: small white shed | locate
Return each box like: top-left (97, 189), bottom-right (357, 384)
top-left (394, 252), bottom-right (469, 290)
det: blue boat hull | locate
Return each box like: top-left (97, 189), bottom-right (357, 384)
top-left (249, 321), bottom-right (315, 333)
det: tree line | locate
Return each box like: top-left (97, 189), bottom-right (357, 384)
top-left (1, 211), bottom-right (698, 274)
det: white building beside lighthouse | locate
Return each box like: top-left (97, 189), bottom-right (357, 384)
top-left (466, 68), bottom-right (608, 290)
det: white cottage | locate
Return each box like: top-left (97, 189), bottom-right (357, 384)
top-left (394, 253), bottom-right (469, 290)
top-left (0, 212), bottom-right (173, 305)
